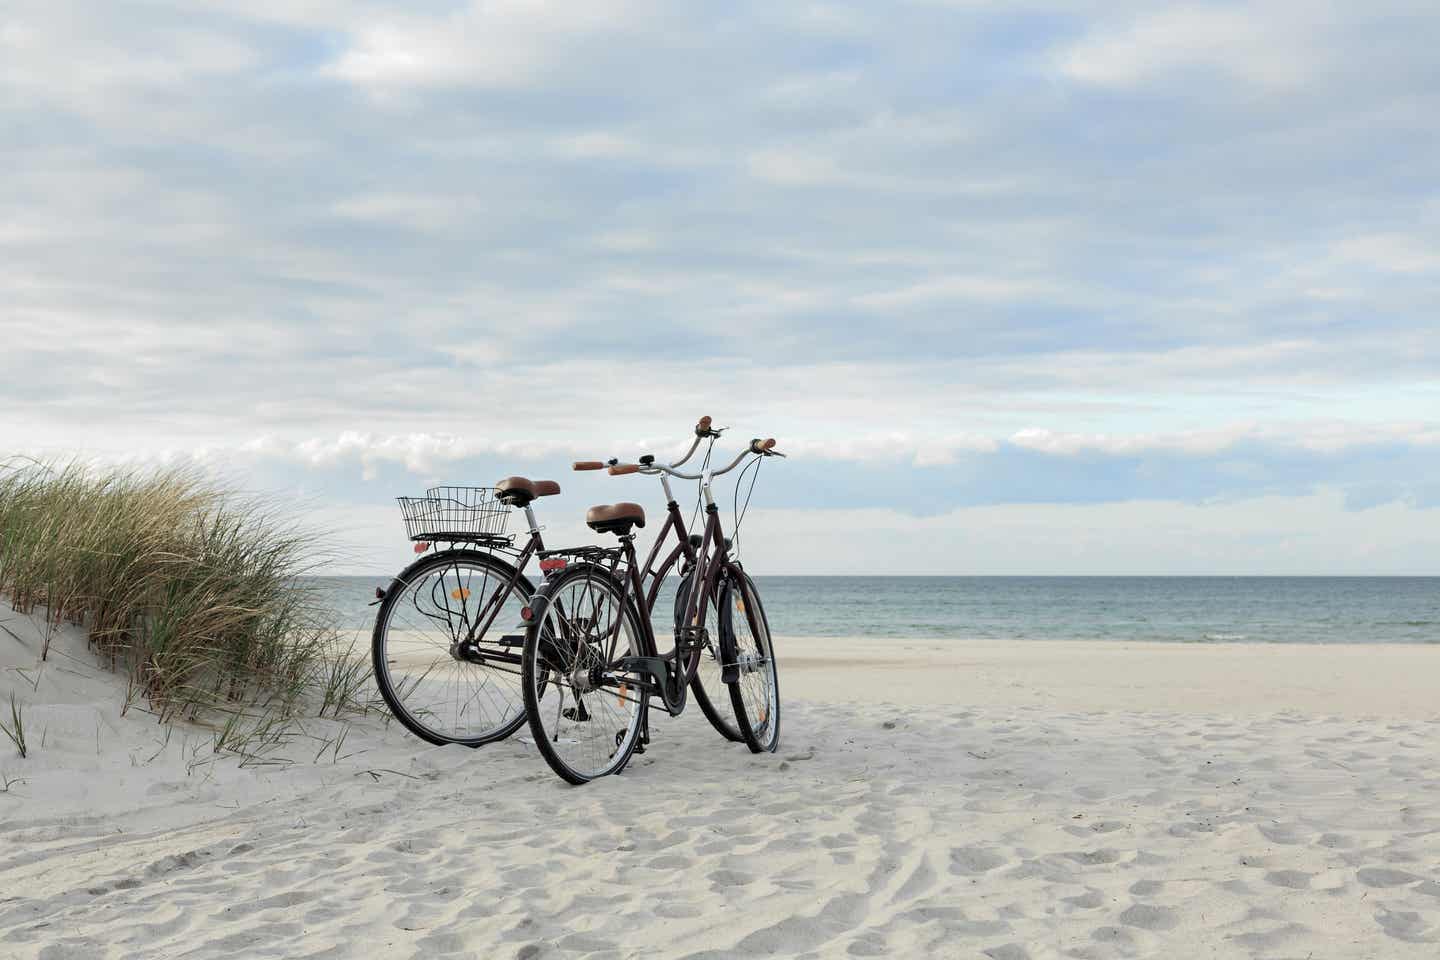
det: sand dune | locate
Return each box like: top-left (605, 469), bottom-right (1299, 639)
top-left (3, 603), bottom-right (1439, 958)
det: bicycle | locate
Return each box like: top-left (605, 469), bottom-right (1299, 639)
top-left (518, 419), bottom-right (784, 784)
top-left (371, 478), bottom-right (566, 747)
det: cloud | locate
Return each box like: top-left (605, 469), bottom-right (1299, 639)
top-left (4, 0), bottom-right (1440, 575)
top-left (1053, 4), bottom-right (1324, 90)
top-left (323, 0), bottom-right (647, 92)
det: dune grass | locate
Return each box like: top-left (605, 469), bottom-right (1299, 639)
top-left (2, 692), bottom-right (25, 758)
top-left (0, 458), bottom-right (368, 728)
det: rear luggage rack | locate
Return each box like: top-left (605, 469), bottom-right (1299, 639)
top-left (537, 545), bottom-right (623, 563)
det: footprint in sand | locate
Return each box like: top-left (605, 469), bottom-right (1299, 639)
top-left (708, 869), bottom-right (755, 887)
top-left (1118, 903), bottom-right (1179, 932)
top-left (1064, 848), bottom-right (1124, 866)
top-left (949, 846), bottom-right (1008, 875)
top-left (1062, 889), bottom-right (1105, 910)
top-left (1357, 867), bottom-right (1422, 888)
top-left (1263, 870), bottom-right (1312, 889)
top-left (1375, 908), bottom-right (1436, 943)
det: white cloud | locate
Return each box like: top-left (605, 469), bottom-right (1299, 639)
top-left (733, 489), bottom-right (1440, 575)
top-left (331, 192), bottom-right (480, 232)
top-left (1335, 233), bottom-right (1440, 275)
top-left (1054, 4), bottom-right (1325, 90)
top-left (324, 0), bottom-right (645, 92)
top-left (854, 274), bottom-right (1057, 308)
top-left (5, 0), bottom-right (1440, 566)
top-left (745, 147), bottom-right (1020, 195)
top-left (1008, 422), bottom-right (1440, 457)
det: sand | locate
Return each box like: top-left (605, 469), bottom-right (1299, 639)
top-left (3, 602), bottom-right (1440, 958)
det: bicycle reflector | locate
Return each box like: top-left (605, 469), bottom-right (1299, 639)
top-left (520, 605), bottom-right (535, 622)
top-left (414, 541), bottom-right (430, 554)
top-left (539, 557), bottom-right (567, 574)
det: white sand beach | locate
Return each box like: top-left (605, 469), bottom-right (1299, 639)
top-left (4, 603), bottom-right (1440, 959)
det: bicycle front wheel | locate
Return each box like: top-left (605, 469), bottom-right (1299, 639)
top-left (721, 570), bottom-right (781, 753)
top-left (675, 570), bottom-right (744, 743)
top-left (522, 565), bottom-right (650, 784)
top-left (372, 549), bottom-right (533, 747)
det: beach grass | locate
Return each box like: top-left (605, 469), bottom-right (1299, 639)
top-left (0, 458), bottom-right (364, 726)
top-left (1, 691), bottom-right (26, 758)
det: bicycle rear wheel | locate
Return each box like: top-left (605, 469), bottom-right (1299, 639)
top-left (721, 570), bottom-right (781, 753)
top-left (522, 565), bottom-right (650, 784)
top-left (372, 549), bottom-right (533, 747)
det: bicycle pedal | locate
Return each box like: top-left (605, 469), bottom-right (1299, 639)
top-left (721, 664), bottom-right (739, 684)
top-left (676, 625), bottom-right (709, 650)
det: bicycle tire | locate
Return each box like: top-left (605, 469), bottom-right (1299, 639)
top-left (675, 569), bottom-right (745, 743)
top-left (720, 569), bottom-right (781, 754)
top-left (372, 549), bottom-right (534, 747)
top-left (522, 564), bottom-right (650, 784)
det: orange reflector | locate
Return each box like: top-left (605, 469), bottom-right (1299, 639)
top-left (450, 587), bottom-right (471, 601)
top-left (618, 682), bottom-right (628, 707)
top-left (414, 542), bottom-right (431, 554)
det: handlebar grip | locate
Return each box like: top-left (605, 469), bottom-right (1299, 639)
top-left (749, 438), bottom-right (777, 454)
top-left (695, 415), bottom-right (712, 436)
top-left (573, 461), bottom-right (605, 471)
top-left (609, 464), bottom-right (642, 475)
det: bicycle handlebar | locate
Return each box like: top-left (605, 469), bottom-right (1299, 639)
top-left (588, 418), bottom-right (784, 482)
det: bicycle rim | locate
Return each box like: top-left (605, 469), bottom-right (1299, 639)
top-left (523, 566), bottom-right (648, 784)
top-left (372, 551), bottom-right (531, 746)
top-left (723, 571), bottom-right (781, 753)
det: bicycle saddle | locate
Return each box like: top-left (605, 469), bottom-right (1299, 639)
top-left (494, 477), bottom-right (561, 507)
top-left (586, 502), bottom-right (646, 534)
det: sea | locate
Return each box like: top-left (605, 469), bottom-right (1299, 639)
top-left (312, 575), bottom-right (1440, 645)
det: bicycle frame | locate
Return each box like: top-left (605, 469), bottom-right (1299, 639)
top-left (437, 505), bottom-right (548, 665)
top-left (594, 492), bottom-right (735, 717)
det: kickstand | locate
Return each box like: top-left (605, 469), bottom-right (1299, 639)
top-left (635, 712), bottom-right (651, 754)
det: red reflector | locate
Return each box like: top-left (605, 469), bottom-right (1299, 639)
top-left (539, 558), bottom-right (567, 573)
top-left (375, 587), bottom-right (385, 600)
top-left (520, 606), bottom-right (534, 621)
top-left (414, 541), bottom-right (430, 554)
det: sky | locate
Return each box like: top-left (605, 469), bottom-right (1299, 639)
top-left (2, 0), bottom-right (1438, 574)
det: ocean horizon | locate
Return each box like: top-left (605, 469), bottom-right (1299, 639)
top-left (314, 574), bottom-right (1440, 645)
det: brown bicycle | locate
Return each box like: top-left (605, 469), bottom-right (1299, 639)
top-left (518, 418), bottom-right (783, 784)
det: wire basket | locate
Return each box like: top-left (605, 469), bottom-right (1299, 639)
top-left (397, 486), bottom-right (511, 543)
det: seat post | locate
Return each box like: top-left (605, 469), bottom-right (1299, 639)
top-left (523, 504), bottom-right (539, 536)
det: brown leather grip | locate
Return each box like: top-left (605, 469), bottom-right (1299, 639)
top-left (573, 461), bottom-right (605, 471)
top-left (609, 464), bottom-right (641, 475)
top-left (695, 415), bottom-right (712, 436)
top-left (750, 438), bottom-right (777, 454)
top-left (761, 438), bottom-right (777, 452)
